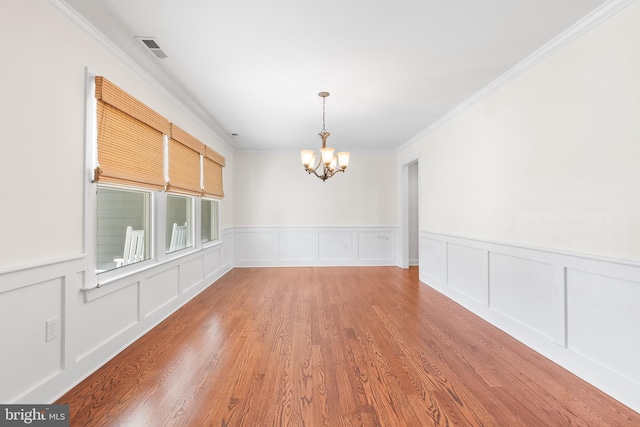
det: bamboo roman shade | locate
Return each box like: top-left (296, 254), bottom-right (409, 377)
top-left (168, 124), bottom-right (205, 195)
top-left (203, 146), bottom-right (225, 198)
top-left (94, 76), bottom-right (169, 190)
top-left (94, 76), bottom-right (225, 197)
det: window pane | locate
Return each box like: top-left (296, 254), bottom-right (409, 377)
top-left (97, 186), bottom-right (150, 272)
top-left (201, 199), bottom-right (220, 244)
top-left (201, 200), bottom-right (212, 243)
top-left (166, 195), bottom-right (193, 253)
top-left (212, 200), bottom-right (219, 241)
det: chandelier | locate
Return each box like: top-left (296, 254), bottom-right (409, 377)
top-left (300, 92), bottom-right (350, 181)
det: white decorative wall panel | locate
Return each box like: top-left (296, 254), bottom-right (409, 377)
top-left (182, 257), bottom-right (204, 293)
top-left (0, 278), bottom-right (63, 403)
top-left (358, 231), bottom-right (394, 261)
top-left (278, 231), bottom-right (315, 261)
top-left (0, 238), bottom-right (233, 404)
top-left (422, 237), bottom-right (447, 284)
top-left (489, 253), bottom-right (560, 342)
top-left (77, 284), bottom-right (138, 360)
top-left (567, 268), bottom-right (640, 384)
top-left (447, 243), bottom-right (488, 304)
top-left (419, 231), bottom-right (640, 413)
top-left (235, 230), bottom-right (277, 262)
top-left (142, 267), bottom-right (180, 317)
top-left (204, 247), bottom-right (221, 277)
top-left (234, 227), bottom-right (397, 267)
top-left (221, 230), bottom-right (234, 270)
top-left (319, 231), bottom-right (354, 261)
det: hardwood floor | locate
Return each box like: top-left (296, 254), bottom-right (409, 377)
top-left (57, 267), bottom-right (640, 426)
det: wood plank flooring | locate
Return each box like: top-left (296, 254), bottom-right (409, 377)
top-left (57, 267), bottom-right (640, 426)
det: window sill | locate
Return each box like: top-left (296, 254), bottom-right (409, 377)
top-left (82, 260), bottom-right (157, 301)
top-left (82, 244), bottom-right (222, 302)
top-left (201, 239), bottom-right (222, 250)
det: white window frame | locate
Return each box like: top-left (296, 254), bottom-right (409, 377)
top-left (83, 69), bottom-right (159, 288)
top-left (201, 197), bottom-right (222, 247)
top-left (95, 183), bottom-right (154, 274)
top-left (82, 69), bottom-right (221, 292)
top-left (164, 193), bottom-right (196, 255)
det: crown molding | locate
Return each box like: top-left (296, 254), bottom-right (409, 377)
top-left (396, 0), bottom-right (637, 154)
top-left (42, 0), bottom-right (235, 153)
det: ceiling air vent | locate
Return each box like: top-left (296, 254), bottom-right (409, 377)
top-left (135, 36), bottom-right (168, 59)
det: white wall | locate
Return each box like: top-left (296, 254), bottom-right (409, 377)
top-left (0, 0), bottom-right (234, 404)
top-left (403, 0), bottom-right (640, 261)
top-left (0, 0), bottom-right (233, 270)
top-left (399, 0), bottom-right (640, 413)
top-left (2, 0), bottom-right (85, 268)
top-left (232, 151), bottom-right (399, 266)
top-left (233, 151), bottom-right (396, 227)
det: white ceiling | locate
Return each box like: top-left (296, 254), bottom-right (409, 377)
top-left (63, 0), bottom-right (607, 152)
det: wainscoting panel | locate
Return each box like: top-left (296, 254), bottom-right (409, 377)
top-left (489, 253), bottom-right (560, 342)
top-left (182, 256), bottom-right (205, 293)
top-left (0, 277), bottom-right (64, 403)
top-left (204, 246), bottom-right (221, 278)
top-left (447, 243), bottom-right (488, 304)
top-left (358, 231), bottom-right (394, 262)
top-left (76, 283), bottom-right (139, 361)
top-left (567, 268), bottom-right (640, 385)
top-left (235, 230), bottom-right (277, 262)
top-left (142, 267), bottom-right (180, 318)
top-left (234, 227), bottom-right (398, 267)
top-left (422, 236), bottom-right (447, 284)
top-left (419, 231), bottom-right (640, 413)
top-left (221, 229), bottom-right (234, 271)
top-left (318, 231), bottom-right (354, 262)
top-left (0, 231), bottom-right (233, 405)
top-left (278, 231), bottom-right (315, 262)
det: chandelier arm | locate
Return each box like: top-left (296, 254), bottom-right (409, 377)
top-left (306, 164), bottom-right (324, 179)
top-left (304, 157), bottom-right (346, 181)
top-left (303, 163), bottom-right (345, 181)
top-left (324, 166), bottom-right (343, 179)
top-left (311, 157), bottom-right (323, 172)
top-left (306, 165), bottom-right (329, 181)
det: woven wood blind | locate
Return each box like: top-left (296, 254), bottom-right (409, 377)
top-left (168, 124), bottom-right (205, 195)
top-left (95, 101), bottom-right (166, 189)
top-left (95, 77), bottom-right (170, 134)
top-left (94, 77), bottom-right (169, 189)
top-left (203, 146), bottom-right (225, 198)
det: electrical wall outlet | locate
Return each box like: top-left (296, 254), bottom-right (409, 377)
top-left (46, 317), bottom-right (59, 342)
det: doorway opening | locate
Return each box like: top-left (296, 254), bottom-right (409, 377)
top-left (400, 156), bottom-right (419, 269)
